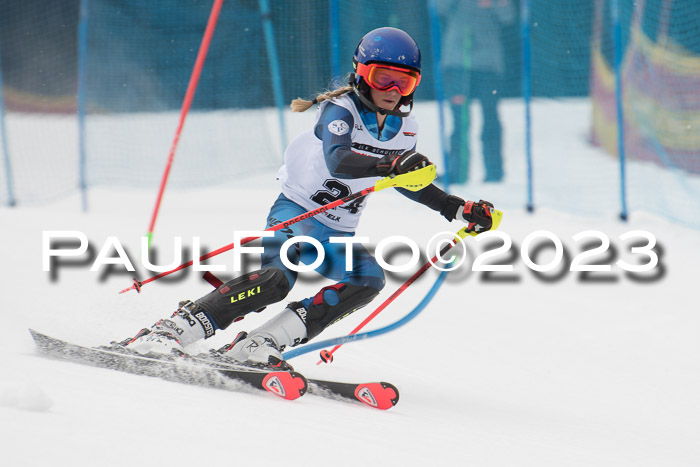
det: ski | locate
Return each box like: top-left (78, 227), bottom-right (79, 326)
top-left (28, 329), bottom-right (307, 401)
top-left (189, 350), bottom-right (400, 410)
top-left (307, 380), bottom-right (399, 410)
top-left (29, 329), bottom-right (397, 409)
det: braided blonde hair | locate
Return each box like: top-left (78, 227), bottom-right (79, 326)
top-left (290, 85), bottom-right (353, 112)
top-left (290, 75), bottom-right (356, 112)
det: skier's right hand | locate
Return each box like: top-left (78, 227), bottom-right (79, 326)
top-left (375, 150), bottom-right (432, 176)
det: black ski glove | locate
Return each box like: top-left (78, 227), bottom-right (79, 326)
top-left (441, 195), bottom-right (494, 233)
top-left (375, 150), bottom-right (431, 176)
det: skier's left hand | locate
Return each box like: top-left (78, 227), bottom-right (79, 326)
top-left (375, 150), bottom-right (431, 176)
top-left (458, 199), bottom-right (494, 233)
top-left (442, 196), bottom-right (494, 233)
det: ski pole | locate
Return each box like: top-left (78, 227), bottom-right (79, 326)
top-left (311, 227), bottom-right (469, 364)
top-left (312, 209), bottom-right (503, 364)
top-left (119, 165), bottom-right (436, 294)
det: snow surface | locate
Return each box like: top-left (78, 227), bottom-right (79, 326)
top-left (2, 100), bottom-right (700, 466)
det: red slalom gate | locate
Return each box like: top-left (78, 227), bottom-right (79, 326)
top-left (147, 0), bottom-right (225, 245)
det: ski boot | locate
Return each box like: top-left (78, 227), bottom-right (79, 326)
top-left (118, 301), bottom-right (210, 356)
top-left (222, 305), bottom-right (308, 370)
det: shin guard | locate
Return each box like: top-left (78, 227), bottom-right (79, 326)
top-left (290, 283), bottom-right (379, 341)
top-left (195, 268), bottom-right (290, 330)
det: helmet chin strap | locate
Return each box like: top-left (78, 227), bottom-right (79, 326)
top-left (352, 85), bottom-right (413, 118)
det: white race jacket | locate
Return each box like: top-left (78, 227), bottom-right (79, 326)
top-left (278, 94), bottom-right (418, 232)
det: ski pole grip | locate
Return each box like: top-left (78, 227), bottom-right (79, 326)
top-left (374, 164), bottom-right (436, 192)
top-left (456, 208), bottom-right (505, 240)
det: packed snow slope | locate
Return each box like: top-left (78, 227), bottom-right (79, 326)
top-left (2, 99), bottom-right (699, 466)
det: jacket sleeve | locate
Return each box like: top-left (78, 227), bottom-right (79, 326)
top-left (315, 102), bottom-right (380, 179)
top-left (396, 184), bottom-right (464, 221)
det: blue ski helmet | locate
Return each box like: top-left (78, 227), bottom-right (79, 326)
top-left (353, 27), bottom-right (421, 73)
top-left (351, 27), bottom-right (421, 116)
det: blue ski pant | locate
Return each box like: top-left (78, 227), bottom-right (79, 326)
top-left (261, 194), bottom-right (386, 299)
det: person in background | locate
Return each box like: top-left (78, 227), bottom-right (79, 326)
top-left (437, 0), bottom-right (515, 183)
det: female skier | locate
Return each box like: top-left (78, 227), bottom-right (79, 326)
top-left (124, 27), bottom-right (496, 367)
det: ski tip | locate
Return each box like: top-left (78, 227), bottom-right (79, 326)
top-left (262, 371), bottom-right (308, 401)
top-left (354, 382), bottom-right (400, 410)
top-left (28, 329), bottom-right (55, 354)
top-left (28, 328), bottom-right (42, 342)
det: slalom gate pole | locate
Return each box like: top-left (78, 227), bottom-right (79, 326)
top-left (119, 166), bottom-right (437, 294)
top-left (522, 0), bottom-right (534, 213)
top-left (427, 0), bottom-right (452, 192)
top-left (146, 0), bottom-right (225, 246)
top-left (0, 43), bottom-right (16, 207)
top-left (77, 0), bottom-right (89, 212)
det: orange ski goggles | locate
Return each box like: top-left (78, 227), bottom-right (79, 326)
top-left (355, 62), bottom-right (421, 96)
